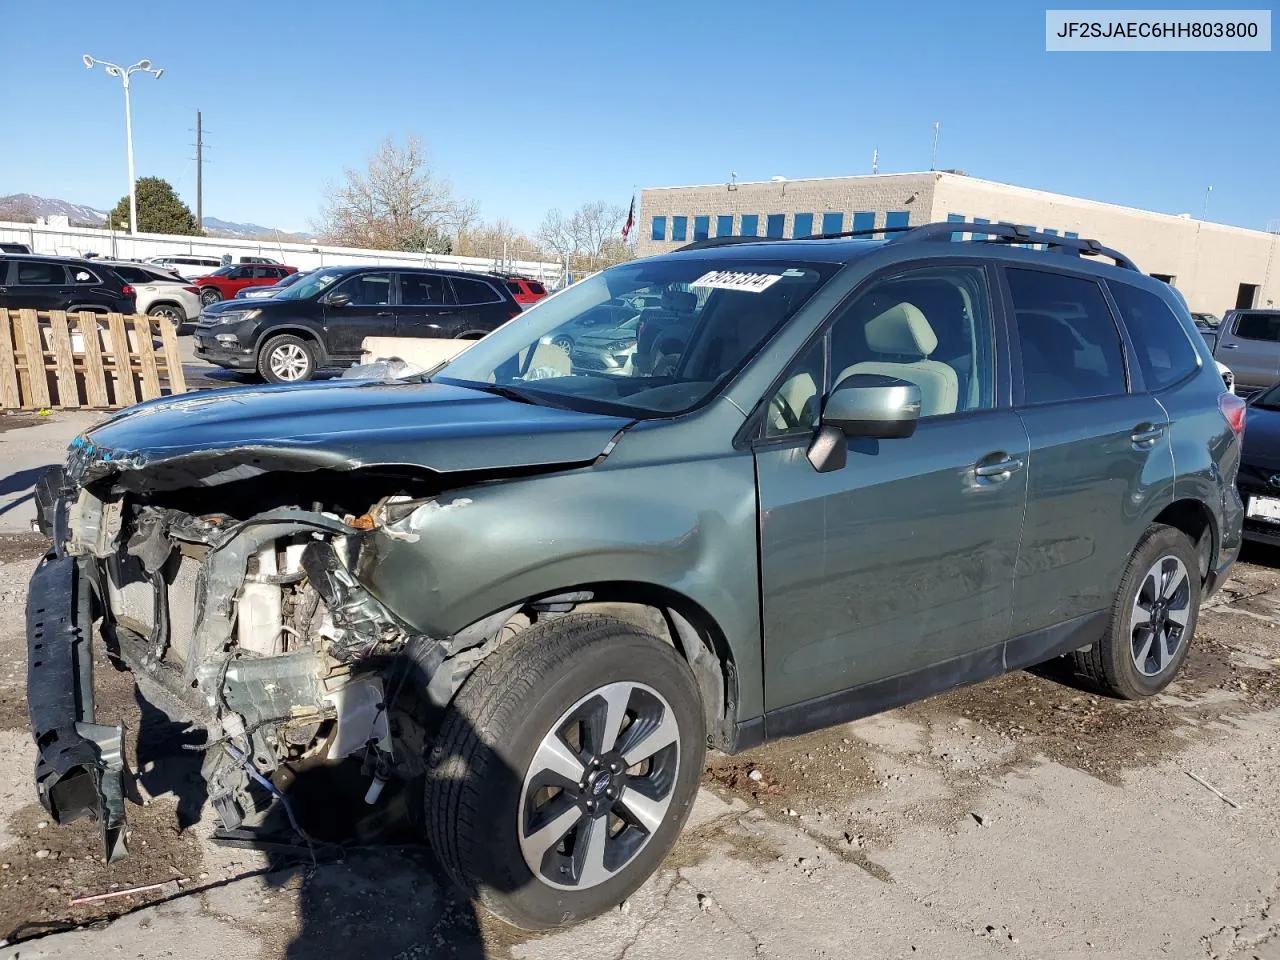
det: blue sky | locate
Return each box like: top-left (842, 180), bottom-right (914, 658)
top-left (1, 1), bottom-right (1275, 234)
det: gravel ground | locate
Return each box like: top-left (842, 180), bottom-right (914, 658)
top-left (0, 413), bottom-right (1276, 958)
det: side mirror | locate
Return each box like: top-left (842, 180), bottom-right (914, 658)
top-left (807, 374), bottom-right (921, 473)
top-left (325, 292), bottom-right (351, 308)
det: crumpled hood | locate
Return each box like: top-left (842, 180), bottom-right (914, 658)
top-left (68, 379), bottom-right (633, 491)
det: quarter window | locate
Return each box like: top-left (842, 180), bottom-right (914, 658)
top-left (1007, 268), bottom-right (1127, 405)
top-left (1108, 281), bottom-right (1200, 390)
top-left (671, 216), bottom-right (688, 242)
top-left (764, 339), bottom-right (824, 438)
top-left (451, 276), bottom-right (502, 305)
top-left (827, 264), bottom-right (995, 417)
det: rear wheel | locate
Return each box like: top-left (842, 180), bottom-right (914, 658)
top-left (425, 614), bottom-right (706, 930)
top-left (1072, 524), bottom-right (1201, 698)
top-left (147, 303), bottom-right (184, 325)
top-left (200, 287), bottom-right (222, 306)
top-left (258, 334), bottom-right (317, 383)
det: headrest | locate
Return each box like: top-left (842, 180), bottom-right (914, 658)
top-left (864, 302), bottom-right (937, 357)
top-left (663, 290), bottom-right (696, 312)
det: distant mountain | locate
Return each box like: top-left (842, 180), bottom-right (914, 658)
top-left (0, 193), bottom-right (108, 225)
top-left (0, 193), bottom-right (309, 241)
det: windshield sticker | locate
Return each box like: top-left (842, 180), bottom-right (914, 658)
top-left (691, 270), bottom-right (783, 294)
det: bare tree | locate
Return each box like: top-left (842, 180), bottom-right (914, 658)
top-left (315, 135), bottom-right (477, 251)
top-left (537, 201), bottom-right (633, 273)
top-left (455, 218), bottom-right (548, 266)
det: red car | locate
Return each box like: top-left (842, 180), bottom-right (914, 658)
top-left (503, 276), bottom-right (549, 308)
top-left (194, 263), bottom-right (297, 305)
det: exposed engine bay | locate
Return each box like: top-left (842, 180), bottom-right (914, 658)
top-left (50, 469), bottom-right (530, 856)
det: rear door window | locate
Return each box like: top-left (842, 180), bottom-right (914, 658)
top-left (400, 273), bottom-right (452, 306)
top-left (1006, 268), bottom-right (1128, 405)
top-left (1108, 281), bottom-right (1200, 390)
top-left (1234, 313), bottom-right (1280, 342)
top-left (15, 261), bottom-right (66, 285)
top-left (451, 276), bottom-right (503, 305)
top-left (69, 267), bottom-right (99, 284)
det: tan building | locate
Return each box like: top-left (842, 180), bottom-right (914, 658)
top-left (638, 171), bottom-right (1280, 316)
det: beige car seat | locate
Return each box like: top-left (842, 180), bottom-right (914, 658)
top-left (835, 302), bottom-right (958, 417)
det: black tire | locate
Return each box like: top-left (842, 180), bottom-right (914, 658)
top-left (1072, 523), bottom-right (1201, 699)
top-left (425, 614), bottom-right (706, 930)
top-left (200, 287), bottom-right (222, 306)
top-left (257, 334), bottom-right (317, 384)
top-left (147, 303), bottom-right (184, 325)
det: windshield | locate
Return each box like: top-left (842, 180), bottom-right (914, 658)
top-left (210, 266), bottom-right (235, 277)
top-left (271, 269), bottom-right (345, 301)
top-left (435, 257), bottom-right (839, 418)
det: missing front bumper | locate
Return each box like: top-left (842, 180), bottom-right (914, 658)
top-left (26, 552), bottom-right (128, 862)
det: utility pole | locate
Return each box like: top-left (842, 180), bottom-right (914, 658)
top-left (872, 148), bottom-right (879, 175)
top-left (195, 110), bottom-right (204, 230)
top-left (931, 121), bottom-right (941, 171)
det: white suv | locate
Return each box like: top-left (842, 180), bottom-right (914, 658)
top-left (105, 262), bottom-right (202, 325)
top-left (145, 255), bottom-right (224, 280)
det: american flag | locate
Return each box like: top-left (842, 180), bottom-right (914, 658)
top-left (621, 196), bottom-right (635, 241)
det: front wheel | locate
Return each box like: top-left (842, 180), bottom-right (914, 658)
top-left (258, 334), bottom-right (317, 383)
top-left (425, 614), bottom-right (706, 930)
top-left (1072, 523), bottom-right (1201, 699)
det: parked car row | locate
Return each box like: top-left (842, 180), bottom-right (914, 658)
top-left (194, 264), bottom-right (525, 382)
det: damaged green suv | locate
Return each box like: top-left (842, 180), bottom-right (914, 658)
top-left (27, 223), bottom-right (1244, 929)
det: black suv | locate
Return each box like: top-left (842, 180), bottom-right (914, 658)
top-left (193, 264), bottom-right (523, 382)
top-left (0, 254), bottom-right (136, 314)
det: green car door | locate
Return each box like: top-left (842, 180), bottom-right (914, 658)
top-left (754, 263), bottom-right (1030, 727)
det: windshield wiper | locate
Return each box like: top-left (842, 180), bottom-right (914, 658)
top-left (454, 381), bottom-right (550, 407)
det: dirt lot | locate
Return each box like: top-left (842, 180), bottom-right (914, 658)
top-left (0, 411), bottom-right (1276, 958)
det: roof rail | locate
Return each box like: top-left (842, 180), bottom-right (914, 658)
top-left (676, 221), bottom-right (1137, 271)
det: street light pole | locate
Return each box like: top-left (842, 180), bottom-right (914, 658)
top-left (82, 55), bottom-right (164, 235)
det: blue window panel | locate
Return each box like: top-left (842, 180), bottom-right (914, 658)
top-left (693, 216), bottom-right (710, 242)
top-left (946, 212), bottom-right (965, 242)
top-left (671, 216), bottom-right (688, 242)
top-left (740, 214), bottom-right (759, 237)
top-left (852, 211), bottom-right (876, 237)
top-left (821, 211), bottom-right (843, 234)
top-left (716, 214), bottom-right (734, 237)
top-left (971, 217), bottom-right (990, 240)
top-left (793, 213), bottom-right (814, 238)
top-left (651, 217), bottom-right (666, 242)
top-left (766, 213), bottom-right (786, 238)
top-left (885, 211), bottom-right (910, 234)
top-left (1041, 227), bottom-right (1059, 252)
top-left (1064, 230), bottom-right (1079, 239)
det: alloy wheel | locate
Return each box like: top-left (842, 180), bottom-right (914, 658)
top-left (268, 343), bottom-right (311, 381)
top-left (1129, 555), bottom-right (1191, 677)
top-left (518, 681), bottom-right (680, 891)
top-left (149, 306), bottom-right (182, 323)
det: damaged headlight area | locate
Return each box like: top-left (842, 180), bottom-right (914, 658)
top-left (37, 479), bottom-right (484, 859)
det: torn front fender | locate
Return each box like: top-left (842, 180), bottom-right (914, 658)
top-left (26, 553), bottom-right (128, 862)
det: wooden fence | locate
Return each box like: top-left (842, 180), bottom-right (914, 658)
top-left (0, 308), bottom-right (186, 411)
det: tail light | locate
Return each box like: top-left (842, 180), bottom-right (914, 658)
top-left (184, 285), bottom-right (199, 295)
top-left (121, 284), bottom-right (134, 298)
top-left (1219, 392), bottom-right (1246, 435)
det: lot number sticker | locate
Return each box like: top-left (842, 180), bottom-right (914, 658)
top-left (691, 270), bottom-right (783, 293)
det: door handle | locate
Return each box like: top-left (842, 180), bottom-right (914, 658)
top-left (1131, 424), bottom-right (1166, 448)
top-left (1221, 343), bottom-right (1239, 349)
top-left (974, 454), bottom-right (1024, 480)
top-left (376, 311), bottom-right (394, 317)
